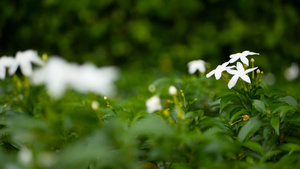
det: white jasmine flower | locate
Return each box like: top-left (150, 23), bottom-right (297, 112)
top-left (169, 85), bottom-right (177, 95)
top-left (0, 56), bottom-right (17, 80)
top-left (32, 57), bottom-right (119, 99)
top-left (32, 57), bottom-right (69, 99)
top-left (146, 95), bottom-right (162, 113)
top-left (285, 62), bottom-right (299, 81)
top-left (18, 147), bottom-right (33, 165)
top-left (227, 62), bottom-right (257, 89)
top-left (10, 50), bottom-right (43, 77)
top-left (229, 50), bottom-right (259, 66)
top-left (206, 61), bottom-right (235, 80)
top-left (187, 60), bottom-right (206, 74)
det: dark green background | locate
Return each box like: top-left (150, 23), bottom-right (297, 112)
top-left (0, 0), bottom-right (299, 75)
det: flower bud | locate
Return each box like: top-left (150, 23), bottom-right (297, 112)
top-left (91, 101), bottom-right (99, 110)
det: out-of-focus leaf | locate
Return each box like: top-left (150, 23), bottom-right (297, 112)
top-left (259, 150), bottom-right (281, 163)
top-left (280, 143), bottom-right (300, 155)
top-left (219, 92), bottom-right (237, 113)
top-left (276, 96), bottom-right (298, 106)
top-left (270, 116), bottom-right (280, 135)
top-left (185, 110), bottom-right (204, 119)
top-left (242, 141), bottom-right (264, 155)
top-left (238, 116), bottom-right (262, 143)
top-left (230, 109), bottom-right (248, 123)
top-left (129, 114), bottom-right (175, 137)
top-left (141, 162), bottom-right (159, 169)
top-left (273, 105), bottom-right (298, 117)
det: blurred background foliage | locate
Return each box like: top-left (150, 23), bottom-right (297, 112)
top-left (0, 0), bottom-right (299, 76)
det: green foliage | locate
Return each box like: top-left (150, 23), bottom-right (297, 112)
top-left (0, 66), bottom-right (299, 168)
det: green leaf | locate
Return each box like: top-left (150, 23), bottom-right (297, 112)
top-left (273, 105), bottom-right (298, 117)
top-left (252, 100), bottom-right (268, 114)
top-left (219, 93), bottom-right (237, 113)
top-left (276, 96), bottom-right (298, 106)
top-left (270, 116), bottom-right (280, 135)
top-left (280, 143), bottom-right (300, 155)
top-left (260, 150), bottom-right (282, 163)
top-left (238, 116), bottom-right (262, 143)
top-left (242, 141), bottom-right (264, 155)
top-left (230, 109), bottom-right (248, 123)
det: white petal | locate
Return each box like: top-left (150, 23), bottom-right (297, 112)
top-left (240, 74), bottom-right (251, 83)
top-left (229, 57), bottom-right (239, 63)
top-left (188, 65), bottom-right (197, 74)
top-left (0, 64), bottom-right (6, 79)
top-left (20, 62), bottom-right (32, 77)
top-left (236, 62), bottom-right (244, 72)
top-left (206, 70), bottom-right (215, 78)
top-left (227, 69), bottom-right (237, 75)
top-left (30, 54), bottom-right (43, 66)
top-left (8, 63), bottom-right (19, 75)
top-left (244, 67), bottom-right (258, 74)
top-left (242, 51), bottom-right (259, 56)
top-left (240, 56), bottom-right (249, 66)
top-left (228, 75), bottom-right (239, 89)
top-left (229, 53), bottom-right (240, 58)
top-left (215, 71), bottom-right (222, 80)
top-left (222, 61), bottom-right (230, 67)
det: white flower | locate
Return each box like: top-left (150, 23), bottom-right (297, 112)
top-left (146, 95), bottom-right (162, 113)
top-left (229, 50), bottom-right (259, 66)
top-left (10, 50), bottom-right (43, 77)
top-left (187, 60), bottom-right (206, 74)
top-left (169, 85), bottom-right (177, 95)
top-left (18, 147), bottom-right (33, 165)
top-left (206, 61), bottom-right (235, 80)
top-left (0, 56), bottom-right (17, 80)
top-left (285, 62), bottom-right (299, 81)
top-left (227, 62), bottom-right (257, 89)
top-left (32, 57), bottom-right (69, 99)
top-left (32, 57), bottom-right (119, 99)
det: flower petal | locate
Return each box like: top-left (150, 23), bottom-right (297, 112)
top-left (236, 62), bottom-right (244, 72)
top-left (228, 75), bottom-right (239, 89)
top-left (20, 62), bottom-right (32, 77)
top-left (240, 56), bottom-right (249, 66)
top-left (206, 70), bottom-right (215, 78)
top-left (240, 74), bottom-right (251, 83)
top-left (245, 67), bottom-right (258, 74)
top-left (242, 51), bottom-right (259, 56)
top-left (0, 63), bottom-right (6, 79)
top-left (215, 71), bottom-right (222, 80)
top-left (229, 56), bottom-right (239, 63)
top-left (227, 69), bottom-right (237, 75)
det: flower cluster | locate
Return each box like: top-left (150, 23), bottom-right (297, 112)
top-left (206, 50), bottom-right (259, 89)
top-left (32, 57), bottom-right (120, 99)
top-left (0, 50), bottom-right (43, 79)
top-left (1, 49), bottom-right (120, 99)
